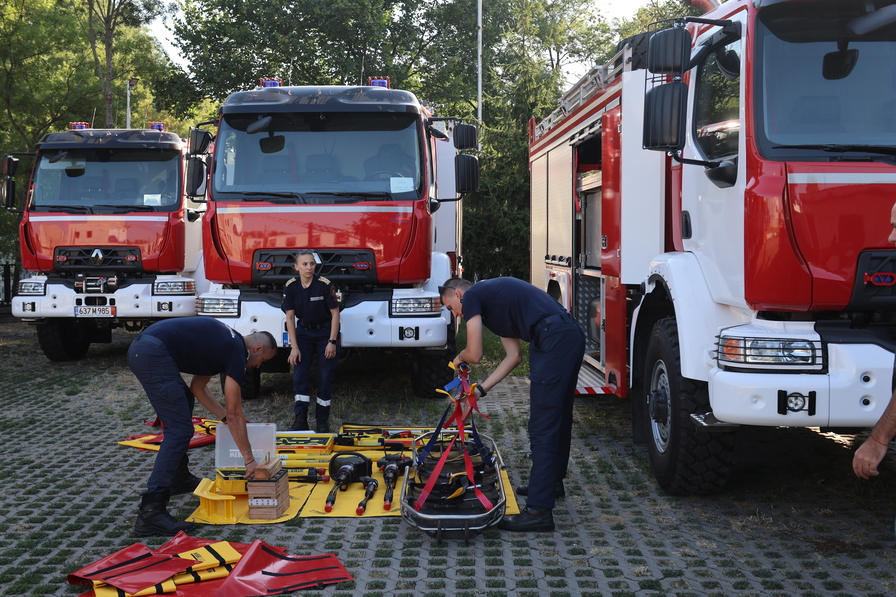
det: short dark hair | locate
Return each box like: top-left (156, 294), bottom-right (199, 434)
top-left (439, 277), bottom-right (472, 297)
top-left (247, 331), bottom-right (277, 351)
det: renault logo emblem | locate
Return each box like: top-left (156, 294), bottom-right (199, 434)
top-left (91, 248), bottom-right (104, 265)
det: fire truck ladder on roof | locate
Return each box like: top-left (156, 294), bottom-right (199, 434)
top-left (532, 46), bottom-right (628, 141)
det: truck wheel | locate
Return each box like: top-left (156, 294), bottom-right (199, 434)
top-left (644, 317), bottom-right (734, 495)
top-left (411, 352), bottom-right (453, 399)
top-left (219, 368), bottom-right (261, 400)
top-left (35, 320), bottom-right (91, 361)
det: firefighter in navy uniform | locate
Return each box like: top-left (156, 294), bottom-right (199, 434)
top-left (282, 249), bottom-right (341, 433)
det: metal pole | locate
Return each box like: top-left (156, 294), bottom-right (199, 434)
top-left (126, 85), bottom-right (131, 128)
top-left (477, 0), bottom-right (482, 126)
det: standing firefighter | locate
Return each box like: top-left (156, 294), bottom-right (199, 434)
top-left (282, 249), bottom-right (341, 433)
top-left (440, 277), bottom-right (586, 532)
top-left (127, 317), bottom-right (277, 536)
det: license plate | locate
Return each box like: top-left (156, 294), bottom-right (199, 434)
top-left (74, 306), bottom-right (116, 317)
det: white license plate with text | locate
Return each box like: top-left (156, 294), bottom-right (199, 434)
top-left (74, 306), bottom-right (116, 317)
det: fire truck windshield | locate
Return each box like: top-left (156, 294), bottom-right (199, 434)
top-left (212, 112), bottom-right (423, 202)
top-left (754, 0), bottom-right (896, 161)
top-left (30, 148), bottom-right (182, 212)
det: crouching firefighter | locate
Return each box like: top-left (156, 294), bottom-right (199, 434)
top-left (127, 317), bottom-right (277, 536)
top-left (282, 249), bottom-right (341, 433)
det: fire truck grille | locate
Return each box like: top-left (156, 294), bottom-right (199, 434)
top-left (848, 251), bottom-right (896, 311)
top-left (252, 249), bottom-right (378, 287)
top-left (54, 247), bottom-right (142, 273)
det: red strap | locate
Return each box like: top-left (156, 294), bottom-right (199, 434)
top-left (462, 436), bottom-right (495, 510)
top-left (413, 433), bottom-right (457, 511)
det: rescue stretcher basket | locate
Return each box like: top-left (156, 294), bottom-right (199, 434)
top-left (400, 429), bottom-right (506, 541)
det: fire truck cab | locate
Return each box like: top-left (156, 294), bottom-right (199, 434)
top-left (530, 0), bottom-right (896, 494)
top-left (1, 123), bottom-right (204, 361)
top-left (186, 78), bottom-right (479, 397)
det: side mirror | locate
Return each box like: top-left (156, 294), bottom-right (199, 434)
top-left (2, 155), bottom-right (19, 177)
top-left (185, 156), bottom-right (207, 197)
top-left (455, 154), bottom-right (479, 194)
top-left (647, 27), bottom-right (692, 75)
top-left (453, 123), bottom-right (478, 150)
top-left (0, 178), bottom-right (15, 209)
top-left (643, 81), bottom-right (687, 152)
top-left (0, 156), bottom-right (18, 209)
top-left (189, 128), bottom-right (213, 155)
top-left (705, 159), bottom-right (737, 188)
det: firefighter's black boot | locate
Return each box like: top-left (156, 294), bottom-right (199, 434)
top-left (169, 454), bottom-right (201, 496)
top-left (316, 419), bottom-right (330, 433)
top-left (289, 406), bottom-right (309, 431)
top-left (134, 491), bottom-right (196, 537)
top-left (497, 506), bottom-right (555, 532)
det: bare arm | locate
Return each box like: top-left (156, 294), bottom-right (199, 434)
top-left (479, 336), bottom-right (522, 393)
top-left (325, 307), bottom-right (340, 359)
top-left (190, 375), bottom-right (227, 420)
top-left (454, 315), bottom-right (484, 365)
top-left (854, 390), bottom-right (896, 479)
top-left (286, 309), bottom-right (301, 365)
top-left (223, 375), bottom-right (258, 478)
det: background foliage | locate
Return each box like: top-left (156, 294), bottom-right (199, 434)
top-left (0, 0), bottom-right (697, 275)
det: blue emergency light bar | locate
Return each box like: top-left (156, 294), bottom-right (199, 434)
top-left (259, 78), bottom-right (282, 88)
top-left (148, 122), bottom-right (167, 131)
top-left (69, 122), bottom-right (89, 130)
top-left (368, 77), bottom-right (390, 88)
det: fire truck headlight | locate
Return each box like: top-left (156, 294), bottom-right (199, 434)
top-left (18, 280), bottom-right (46, 296)
top-left (390, 297), bottom-right (441, 316)
top-left (716, 336), bottom-right (821, 370)
top-left (197, 297), bottom-right (239, 316)
top-left (153, 279), bottom-right (197, 295)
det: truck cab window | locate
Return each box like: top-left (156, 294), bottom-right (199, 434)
top-left (693, 38), bottom-right (742, 162)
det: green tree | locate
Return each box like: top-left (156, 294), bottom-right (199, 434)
top-left (84, 0), bottom-right (166, 127)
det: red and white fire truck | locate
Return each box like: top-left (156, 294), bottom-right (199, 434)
top-left (186, 78), bottom-right (479, 397)
top-left (530, 0), bottom-right (896, 494)
top-left (0, 123), bottom-right (204, 361)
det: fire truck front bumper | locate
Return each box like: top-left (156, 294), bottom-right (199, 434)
top-left (340, 297), bottom-right (450, 349)
top-left (708, 342), bottom-right (893, 428)
top-left (12, 276), bottom-right (198, 320)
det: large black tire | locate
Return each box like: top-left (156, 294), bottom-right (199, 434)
top-left (411, 352), bottom-right (454, 399)
top-left (35, 320), bottom-right (91, 362)
top-left (644, 317), bottom-right (735, 495)
top-left (220, 368), bottom-right (261, 401)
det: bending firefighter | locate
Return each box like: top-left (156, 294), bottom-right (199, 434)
top-left (440, 277), bottom-right (585, 533)
top-left (127, 317), bottom-right (277, 536)
top-left (282, 249), bottom-right (341, 433)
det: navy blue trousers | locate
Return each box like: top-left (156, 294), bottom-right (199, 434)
top-left (293, 331), bottom-right (338, 421)
top-left (127, 333), bottom-right (195, 495)
top-left (525, 315), bottom-right (586, 509)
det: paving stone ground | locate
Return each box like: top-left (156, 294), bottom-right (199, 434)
top-left (2, 322), bottom-right (896, 596)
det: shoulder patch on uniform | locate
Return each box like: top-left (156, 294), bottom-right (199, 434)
top-left (285, 277), bottom-right (297, 287)
top-left (319, 276), bottom-right (331, 286)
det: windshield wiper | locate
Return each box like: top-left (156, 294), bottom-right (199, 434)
top-left (309, 192), bottom-right (393, 200)
top-left (238, 192), bottom-right (305, 204)
top-left (94, 204), bottom-right (156, 211)
top-left (42, 205), bottom-right (93, 213)
top-left (773, 144), bottom-right (896, 156)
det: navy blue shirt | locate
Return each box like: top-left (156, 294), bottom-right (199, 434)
top-left (461, 277), bottom-right (565, 342)
top-left (143, 317), bottom-right (248, 383)
top-left (281, 275), bottom-right (338, 327)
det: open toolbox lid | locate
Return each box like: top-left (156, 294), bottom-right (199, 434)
top-left (215, 423), bottom-right (277, 469)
